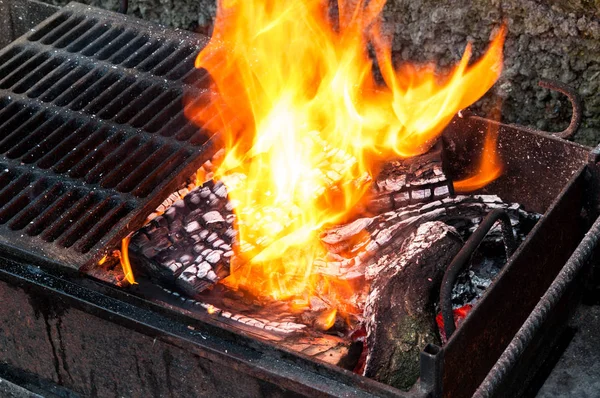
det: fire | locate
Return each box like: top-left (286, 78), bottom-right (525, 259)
top-left (454, 103), bottom-right (504, 192)
top-left (453, 126), bottom-right (503, 192)
top-left (186, 0), bottom-right (506, 309)
top-left (120, 236), bottom-right (136, 285)
top-left (315, 308), bottom-right (338, 331)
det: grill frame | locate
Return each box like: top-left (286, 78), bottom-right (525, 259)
top-left (0, 2), bottom-right (221, 270)
top-left (0, 3), bottom-right (597, 398)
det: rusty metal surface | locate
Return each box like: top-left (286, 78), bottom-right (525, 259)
top-left (443, 114), bottom-right (590, 214)
top-left (0, 254), bottom-right (410, 398)
top-left (438, 112), bottom-right (594, 398)
top-left (536, 79), bottom-right (583, 140)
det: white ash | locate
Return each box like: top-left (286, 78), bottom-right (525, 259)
top-left (316, 195), bottom-right (539, 281)
top-left (130, 180), bottom-right (237, 297)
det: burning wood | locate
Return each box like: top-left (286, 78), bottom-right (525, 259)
top-left (363, 221), bottom-right (463, 389)
top-left (130, 180), bottom-right (236, 296)
top-left (122, 0), bottom-right (513, 391)
top-left (366, 141), bottom-right (453, 214)
top-left (317, 194), bottom-right (536, 281)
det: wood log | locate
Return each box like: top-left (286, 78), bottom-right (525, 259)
top-left (129, 180), bottom-right (237, 296)
top-left (317, 194), bottom-right (539, 281)
top-left (366, 141), bottom-right (453, 214)
top-left (139, 282), bottom-right (356, 368)
top-left (362, 221), bottom-right (463, 390)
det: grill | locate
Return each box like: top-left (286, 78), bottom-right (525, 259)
top-left (0, 3), bottom-right (599, 398)
top-left (0, 2), bottom-right (217, 269)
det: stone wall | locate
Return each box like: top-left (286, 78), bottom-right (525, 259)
top-left (43, 0), bottom-right (600, 146)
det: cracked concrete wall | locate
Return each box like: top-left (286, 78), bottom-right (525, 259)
top-left (42, 0), bottom-right (600, 146)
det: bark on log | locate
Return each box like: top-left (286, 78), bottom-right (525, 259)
top-left (362, 221), bottom-right (463, 390)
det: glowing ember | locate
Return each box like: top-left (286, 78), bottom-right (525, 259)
top-left (185, 0), bottom-right (506, 311)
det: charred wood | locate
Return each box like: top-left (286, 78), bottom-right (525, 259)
top-left (129, 180), bottom-right (237, 296)
top-left (317, 195), bottom-right (538, 280)
top-left (362, 221), bottom-right (463, 390)
top-left (366, 141), bottom-right (453, 214)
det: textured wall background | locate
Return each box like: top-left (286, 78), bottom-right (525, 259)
top-left (44, 0), bottom-right (600, 146)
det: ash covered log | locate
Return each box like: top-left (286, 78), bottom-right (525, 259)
top-left (317, 195), bottom-right (538, 280)
top-left (367, 141), bottom-right (453, 214)
top-left (129, 180), bottom-right (237, 296)
top-left (363, 221), bottom-right (463, 390)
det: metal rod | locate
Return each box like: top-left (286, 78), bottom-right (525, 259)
top-left (538, 79), bottom-right (582, 140)
top-left (118, 0), bottom-right (129, 14)
top-left (440, 209), bottom-right (516, 339)
top-left (473, 212), bottom-right (600, 398)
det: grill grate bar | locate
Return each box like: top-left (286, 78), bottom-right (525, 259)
top-left (54, 125), bottom-right (115, 176)
top-left (132, 147), bottom-right (192, 197)
top-left (0, 52), bottom-right (50, 90)
top-left (7, 179), bottom-right (60, 231)
top-left (28, 12), bottom-right (72, 42)
top-left (57, 194), bottom-right (116, 248)
top-left (80, 25), bottom-right (125, 57)
top-left (76, 201), bottom-right (134, 253)
top-left (1, 92), bottom-right (200, 155)
top-left (38, 64), bottom-right (95, 103)
top-left (0, 172), bottom-right (34, 211)
top-left (26, 187), bottom-right (83, 237)
top-left (0, 108), bottom-right (47, 153)
top-left (166, 51), bottom-right (200, 81)
top-left (8, 181), bottom-right (65, 232)
top-left (96, 30), bottom-right (139, 61)
top-left (115, 144), bottom-right (178, 193)
top-left (0, 178), bottom-right (50, 225)
top-left (11, 56), bottom-right (66, 94)
top-left (31, 28), bottom-right (207, 87)
top-left (53, 18), bottom-right (99, 49)
top-left (66, 22), bottom-right (111, 53)
top-left (6, 114), bottom-right (67, 160)
top-left (68, 71), bottom-right (122, 112)
top-left (86, 135), bottom-right (143, 185)
top-left (108, 34), bottom-right (149, 65)
top-left (98, 139), bottom-right (159, 189)
top-left (0, 3), bottom-right (217, 269)
top-left (152, 46), bottom-right (196, 76)
top-left (40, 15), bottom-right (85, 45)
top-left (40, 190), bottom-right (98, 243)
top-left (36, 120), bottom-right (101, 170)
top-left (83, 75), bottom-right (136, 115)
top-left (132, 89), bottom-right (182, 130)
top-left (26, 60), bottom-right (79, 99)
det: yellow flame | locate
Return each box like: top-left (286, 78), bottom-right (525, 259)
top-left (454, 99), bottom-right (504, 192)
top-left (453, 127), bottom-right (503, 192)
top-left (186, 0), bottom-right (506, 309)
top-left (98, 255), bottom-right (108, 265)
top-left (315, 308), bottom-right (338, 331)
top-left (120, 236), bottom-right (137, 285)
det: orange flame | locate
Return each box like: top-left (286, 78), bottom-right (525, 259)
top-left (453, 126), bottom-right (503, 192)
top-left (454, 100), bottom-right (504, 192)
top-left (315, 308), bottom-right (338, 331)
top-left (120, 236), bottom-right (136, 285)
top-left (186, 0), bottom-right (506, 309)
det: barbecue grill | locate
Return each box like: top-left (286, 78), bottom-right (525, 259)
top-left (0, 2), bottom-right (598, 397)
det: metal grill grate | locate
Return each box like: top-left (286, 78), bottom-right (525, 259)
top-left (0, 3), bottom-right (218, 269)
